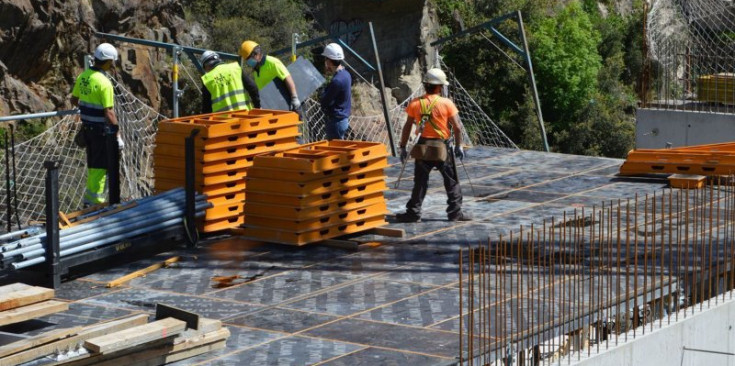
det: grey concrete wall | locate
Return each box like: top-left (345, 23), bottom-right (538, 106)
top-left (573, 296), bottom-right (735, 366)
top-left (636, 109), bottom-right (735, 149)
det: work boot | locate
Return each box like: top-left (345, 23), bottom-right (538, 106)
top-left (448, 211), bottom-right (472, 222)
top-left (395, 212), bottom-right (421, 223)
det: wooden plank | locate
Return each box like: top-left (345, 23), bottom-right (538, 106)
top-left (58, 211), bottom-right (72, 229)
top-left (366, 226), bottom-right (405, 238)
top-left (60, 328), bottom-right (230, 366)
top-left (83, 318), bottom-right (186, 354)
top-left (106, 256), bottom-right (180, 288)
top-left (90, 329), bottom-right (230, 366)
top-left (0, 326), bottom-right (81, 358)
top-left (320, 239), bottom-right (360, 251)
top-left (0, 314), bottom-right (148, 366)
top-left (0, 284), bottom-right (54, 311)
top-left (0, 300), bottom-right (67, 326)
top-left (63, 204), bottom-right (106, 220)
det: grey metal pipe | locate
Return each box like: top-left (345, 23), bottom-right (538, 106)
top-left (0, 192), bottom-right (206, 252)
top-left (0, 227), bottom-right (43, 242)
top-left (13, 209), bottom-right (207, 269)
top-left (3, 200), bottom-right (208, 259)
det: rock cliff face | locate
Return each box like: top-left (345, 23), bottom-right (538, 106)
top-left (0, 0), bottom-right (205, 116)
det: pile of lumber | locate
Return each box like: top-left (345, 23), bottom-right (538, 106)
top-left (240, 140), bottom-right (390, 245)
top-left (153, 108), bottom-right (302, 232)
top-left (0, 284), bottom-right (68, 328)
top-left (0, 305), bottom-right (229, 366)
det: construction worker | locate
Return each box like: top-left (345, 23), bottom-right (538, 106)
top-left (395, 68), bottom-right (471, 223)
top-left (239, 40), bottom-right (301, 111)
top-left (70, 43), bottom-right (122, 206)
top-left (199, 50), bottom-right (260, 113)
top-left (320, 43), bottom-right (352, 140)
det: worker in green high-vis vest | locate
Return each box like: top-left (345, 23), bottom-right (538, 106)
top-left (71, 43), bottom-right (122, 206)
top-left (239, 40), bottom-right (300, 111)
top-left (199, 50), bottom-right (260, 113)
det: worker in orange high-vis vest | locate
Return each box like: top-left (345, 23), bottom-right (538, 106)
top-left (199, 50), bottom-right (260, 113)
top-left (71, 43), bottom-right (122, 206)
top-left (395, 68), bottom-right (471, 223)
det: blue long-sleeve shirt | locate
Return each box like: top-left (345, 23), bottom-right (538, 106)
top-left (320, 68), bottom-right (352, 120)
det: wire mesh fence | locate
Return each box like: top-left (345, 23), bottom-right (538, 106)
top-left (645, 0), bottom-right (735, 113)
top-left (0, 79), bottom-right (163, 228)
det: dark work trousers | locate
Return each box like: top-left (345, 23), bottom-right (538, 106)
top-left (405, 158), bottom-right (463, 220)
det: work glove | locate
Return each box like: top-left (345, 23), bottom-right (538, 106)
top-left (289, 95), bottom-right (301, 111)
top-left (400, 147), bottom-right (408, 164)
top-left (454, 145), bottom-right (464, 161)
top-left (117, 135), bottom-right (125, 150)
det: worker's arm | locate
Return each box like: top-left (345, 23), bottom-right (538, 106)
top-left (201, 86), bottom-right (212, 114)
top-left (448, 113), bottom-right (462, 147)
top-left (284, 74), bottom-right (298, 99)
top-left (399, 116), bottom-right (415, 148)
top-left (242, 73), bottom-right (260, 108)
top-left (104, 108), bottom-right (117, 126)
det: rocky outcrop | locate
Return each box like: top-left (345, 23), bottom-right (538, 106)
top-left (0, 0), bottom-right (204, 116)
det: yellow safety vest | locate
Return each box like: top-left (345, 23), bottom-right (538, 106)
top-left (72, 68), bottom-right (114, 124)
top-left (418, 96), bottom-right (447, 139)
top-left (202, 63), bottom-right (252, 112)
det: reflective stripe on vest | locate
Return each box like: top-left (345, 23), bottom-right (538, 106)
top-left (202, 63), bottom-right (252, 112)
top-left (76, 69), bottom-right (113, 124)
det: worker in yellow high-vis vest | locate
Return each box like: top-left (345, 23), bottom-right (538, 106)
top-left (71, 43), bottom-right (122, 206)
top-left (199, 50), bottom-right (260, 113)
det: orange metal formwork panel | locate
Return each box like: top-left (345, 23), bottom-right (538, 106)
top-left (154, 156), bottom-right (204, 171)
top-left (245, 180), bottom-right (387, 208)
top-left (253, 140), bottom-right (388, 173)
top-left (244, 202), bottom-right (387, 232)
top-left (154, 168), bottom-right (246, 186)
top-left (668, 142), bottom-right (735, 152)
top-left (201, 214), bottom-right (244, 233)
top-left (155, 154), bottom-right (254, 175)
top-left (619, 161), bottom-right (735, 176)
top-left (158, 109), bottom-right (300, 138)
top-left (153, 137), bottom-right (301, 162)
top-left (619, 146), bottom-right (735, 176)
top-left (205, 202), bottom-right (243, 221)
top-left (155, 125), bottom-right (301, 151)
top-left (207, 192), bottom-right (245, 208)
top-left (240, 214), bottom-right (387, 246)
top-left (246, 157), bottom-right (388, 182)
top-left (156, 179), bottom-right (246, 196)
top-left (243, 191), bottom-right (384, 220)
top-left (245, 170), bottom-right (385, 197)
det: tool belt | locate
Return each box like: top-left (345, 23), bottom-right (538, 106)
top-left (410, 138), bottom-right (448, 162)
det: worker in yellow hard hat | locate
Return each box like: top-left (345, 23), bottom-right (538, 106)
top-left (199, 50), bottom-right (260, 113)
top-left (240, 40), bottom-right (301, 111)
top-left (70, 43), bottom-right (122, 206)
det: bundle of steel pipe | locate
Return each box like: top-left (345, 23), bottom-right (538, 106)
top-left (0, 189), bottom-right (210, 271)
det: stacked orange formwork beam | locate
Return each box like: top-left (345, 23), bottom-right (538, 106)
top-left (241, 140), bottom-right (390, 246)
top-left (619, 141), bottom-right (735, 176)
top-left (153, 109), bottom-right (301, 232)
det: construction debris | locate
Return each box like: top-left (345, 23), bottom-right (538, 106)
top-left (105, 256), bottom-right (181, 288)
top-left (238, 140), bottom-right (390, 245)
top-left (0, 285), bottom-right (229, 366)
top-left (153, 108), bottom-right (302, 233)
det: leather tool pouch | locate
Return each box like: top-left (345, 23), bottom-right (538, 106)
top-left (410, 139), bottom-right (447, 162)
top-left (73, 125), bottom-right (86, 148)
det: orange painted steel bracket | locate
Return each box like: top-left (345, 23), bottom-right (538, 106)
top-left (245, 202), bottom-right (388, 232)
top-left (254, 141), bottom-right (389, 173)
top-left (247, 157), bottom-right (388, 182)
top-left (205, 202), bottom-right (244, 221)
top-left (207, 192), bottom-right (246, 207)
top-left (239, 215), bottom-right (388, 246)
top-left (201, 215), bottom-right (244, 233)
top-left (243, 191), bottom-right (384, 220)
top-left (245, 180), bottom-right (387, 207)
top-left (246, 170), bottom-right (386, 197)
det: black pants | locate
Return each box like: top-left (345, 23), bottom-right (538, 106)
top-left (405, 158), bottom-right (463, 220)
top-left (82, 123), bottom-right (109, 169)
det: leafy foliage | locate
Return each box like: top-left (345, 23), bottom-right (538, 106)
top-left (433, 0), bottom-right (642, 157)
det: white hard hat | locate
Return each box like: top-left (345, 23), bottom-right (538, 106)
top-left (94, 43), bottom-right (118, 61)
top-left (321, 43), bottom-right (344, 61)
top-left (200, 50), bottom-right (220, 66)
top-left (423, 68), bottom-right (449, 86)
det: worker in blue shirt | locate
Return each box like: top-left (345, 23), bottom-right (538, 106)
top-left (320, 43), bottom-right (352, 140)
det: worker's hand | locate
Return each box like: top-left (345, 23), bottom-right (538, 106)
top-left (117, 135), bottom-right (125, 150)
top-left (400, 147), bottom-right (408, 164)
top-left (454, 145), bottom-right (464, 161)
top-left (289, 95), bottom-right (301, 111)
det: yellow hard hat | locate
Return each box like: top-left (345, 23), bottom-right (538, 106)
top-left (239, 40), bottom-right (259, 59)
